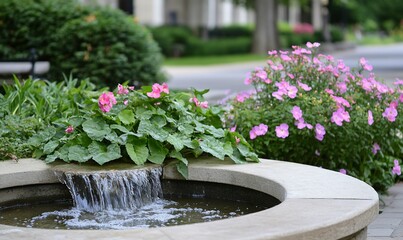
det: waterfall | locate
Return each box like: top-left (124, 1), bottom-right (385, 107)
top-left (56, 167), bottom-right (163, 212)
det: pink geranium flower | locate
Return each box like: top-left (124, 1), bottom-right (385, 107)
top-left (249, 124), bottom-right (268, 140)
top-left (331, 108), bottom-right (350, 126)
top-left (98, 92), bottom-right (117, 113)
top-left (382, 107), bottom-right (398, 122)
top-left (368, 110), bottom-right (374, 125)
top-left (392, 160), bottom-right (401, 176)
top-left (291, 106), bottom-right (303, 120)
top-left (275, 123), bottom-right (289, 138)
top-left (372, 143), bottom-right (380, 155)
top-left (315, 123), bottom-right (326, 141)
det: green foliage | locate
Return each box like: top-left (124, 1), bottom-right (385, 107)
top-left (9, 82), bottom-right (257, 178)
top-left (208, 25), bottom-right (253, 39)
top-left (0, 0), bottom-right (165, 88)
top-left (187, 38), bottom-right (252, 56)
top-left (225, 44), bottom-right (403, 193)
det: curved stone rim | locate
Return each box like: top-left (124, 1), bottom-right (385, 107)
top-left (0, 158), bottom-right (378, 240)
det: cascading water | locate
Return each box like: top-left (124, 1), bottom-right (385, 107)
top-left (57, 167), bottom-right (163, 212)
top-left (0, 165), bottom-right (275, 229)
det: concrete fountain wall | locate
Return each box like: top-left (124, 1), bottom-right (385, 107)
top-left (0, 158), bottom-right (378, 240)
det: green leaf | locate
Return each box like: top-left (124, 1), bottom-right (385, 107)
top-left (118, 109), bottom-right (136, 125)
top-left (45, 153), bottom-right (59, 163)
top-left (137, 119), bottom-right (169, 142)
top-left (237, 144), bottom-right (259, 162)
top-left (151, 115), bottom-right (167, 128)
top-left (43, 140), bottom-right (59, 154)
top-left (82, 117), bottom-right (111, 141)
top-left (200, 136), bottom-right (225, 160)
top-left (68, 145), bottom-right (91, 162)
top-left (27, 127), bottom-right (56, 147)
top-left (110, 124), bottom-right (130, 133)
top-left (178, 123), bottom-right (194, 135)
top-left (125, 141), bottom-right (149, 165)
top-left (228, 147), bottom-right (247, 164)
top-left (148, 138), bottom-right (168, 164)
top-left (88, 141), bottom-right (121, 165)
top-left (167, 134), bottom-right (185, 151)
top-left (176, 161), bottom-right (188, 179)
top-left (223, 142), bottom-right (234, 156)
top-left (195, 122), bottom-right (225, 138)
top-left (105, 131), bottom-right (125, 145)
top-left (169, 150), bottom-right (188, 165)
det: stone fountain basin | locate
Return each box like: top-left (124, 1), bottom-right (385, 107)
top-left (0, 158), bottom-right (378, 240)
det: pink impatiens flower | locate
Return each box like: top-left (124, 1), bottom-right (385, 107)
top-left (372, 143), bottom-right (380, 155)
top-left (249, 124), bottom-right (268, 140)
top-left (117, 84), bottom-right (129, 95)
top-left (392, 160), bottom-right (401, 176)
top-left (368, 110), bottom-right (374, 125)
top-left (98, 92), bottom-right (117, 113)
top-left (275, 123), bottom-right (289, 138)
top-left (382, 107), bottom-right (398, 122)
top-left (315, 123), bottom-right (326, 141)
top-left (147, 83), bottom-right (169, 98)
top-left (65, 125), bottom-right (74, 134)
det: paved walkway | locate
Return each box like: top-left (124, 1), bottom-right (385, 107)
top-left (368, 183), bottom-right (403, 239)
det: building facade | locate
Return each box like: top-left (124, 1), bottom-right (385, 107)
top-left (78, 0), bottom-right (325, 31)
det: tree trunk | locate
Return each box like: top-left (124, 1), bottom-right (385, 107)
top-left (253, 0), bottom-right (279, 54)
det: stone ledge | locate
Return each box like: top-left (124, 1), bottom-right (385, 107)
top-left (0, 158), bottom-right (378, 240)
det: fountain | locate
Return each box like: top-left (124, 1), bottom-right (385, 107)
top-left (0, 158), bottom-right (378, 239)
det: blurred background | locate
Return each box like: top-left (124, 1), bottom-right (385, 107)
top-left (1, 0), bottom-right (403, 97)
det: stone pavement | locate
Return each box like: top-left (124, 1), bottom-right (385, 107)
top-left (368, 183), bottom-right (403, 239)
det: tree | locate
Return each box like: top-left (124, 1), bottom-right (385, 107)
top-left (253, 0), bottom-right (280, 53)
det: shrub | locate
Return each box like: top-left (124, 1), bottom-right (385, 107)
top-left (148, 25), bottom-right (197, 57)
top-left (49, 8), bottom-right (165, 88)
top-left (0, 0), bottom-right (165, 88)
top-left (208, 25), bottom-right (253, 39)
top-left (224, 43), bottom-right (403, 193)
top-left (186, 37), bottom-right (252, 56)
top-left (0, 0), bottom-right (87, 59)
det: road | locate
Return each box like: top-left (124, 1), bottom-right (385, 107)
top-left (164, 43), bottom-right (403, 102)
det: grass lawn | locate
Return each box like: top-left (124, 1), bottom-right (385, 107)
top-left (163, 54), bottom-right (267, 66)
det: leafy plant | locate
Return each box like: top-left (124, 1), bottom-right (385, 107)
top-left (31, 83), bottom-right (258, 178)
top-left (225, 42), bottom-right (403, 193)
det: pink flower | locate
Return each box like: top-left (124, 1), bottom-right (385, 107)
top-left (368, 110), bottom-right (374, 125)
top-left (98, 92), bottom-right (117, 113)
top-left (359, 57), bottom-right (373, 71)
top-left (392, 160), bottom-right (401, 176)
top-left (249, 124), bottom-right (268, 140)
top-left (287, 85), bottom-right (298, 98)
top-left (325, 89), bottom-right (334, 95)
top-left (275, 123), bottom-right (289, 138)
top-left (306, 42), bottom-right (320, 48)
top-left (117, 84), bottom-right (129, 95)
top-left (199, 101), bottom-right (209, 108)
top-left (315, 123), bottom-right (326, 141)
top-left (230, 126), bottom-right (237, 132)
top-left (128, 86), bottom-right (135, 90)
top-left (65, 125), bottom-right (74, 134)
top-left (297, 81), bottom-right (312, 91)
top-left (147, 83), bottom-right (169, 99)
top-left (336, 82), bottom-right (347, 94)
top-left (332, 96), bottom-right (351, 108)
top-left (268, 50), bottom-right (277, 55)
top-left (339, 169), bottom-right (347, 174)
top-left (382, 107), bottom-right (398, 122)
top-left (123, 99), bottom-right (129, 105)
top-left (291, 106), bottom-right (303, 120)
top-left (390, 100), bottom-right (399, 109)
top-left (244, 76), bottom-right (252, 85)
top-left (394, 79), bottom-right (403, 85)
top-left (255, 68), bottom-right (268, 81)
top-left (331, 108), bottom-right (350, 126)
top-left (400, 94), bottom-right (403, 103)
top-left (235, 137), bottom-right (241, 144)
top-left (280, 54), bottom-right (292, 62)
top-left (372, 143), bottom-right (380, 155)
